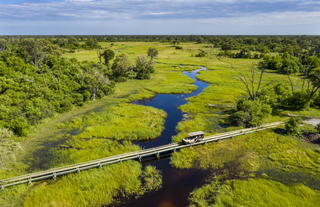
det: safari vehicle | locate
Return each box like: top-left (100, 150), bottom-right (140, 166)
top-left (182, 131), bottom-right (204, 144)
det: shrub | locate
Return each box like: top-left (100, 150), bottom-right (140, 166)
top-left (147, 48), bottom-right (158, 60)
top-left (111, 54), bottom-right (133, 81)
top-left (195, 49), bottom-right (207, 58)
top-left (230, 99), bottom-right (272, 127)
top-left (141, 166), bottom-right (162, 191)
top-left (134, 55), bottom-right (154, 80)
top-left (285, 91), bottom-right (310, 110)
top-left (258, 83), bottom-right (291, 110)
top-left (285, 117), bottom-right (302, 136)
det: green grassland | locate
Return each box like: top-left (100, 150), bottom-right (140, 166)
top-left (1, 41), bottom-right (320, 206)
top-left (0, 163), bottom-right (162, 207)
top-left (189, 178), bottom-right (320, 207)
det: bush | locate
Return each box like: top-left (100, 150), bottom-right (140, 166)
top-left (111, 54), bottom-right (133, 81)
top-left (134, 55), bottom-right (154, 80)
top-left (230, 99), bottom-right (272, 127)
top-left (141, 166), bottom-right (162, 191)
top-left (285, 117), bottom-right (302, 136)
top-left (285, 91), bottom-right (310, 110)
top-left (258, 83), bottom-right (291, 110)
top-left (195, 49), bottom-right (207, 57)
top-left (147, 48), bottom-right (158, 59)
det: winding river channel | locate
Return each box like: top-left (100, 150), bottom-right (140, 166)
top-left (117, 67), bottom-right (210, 207)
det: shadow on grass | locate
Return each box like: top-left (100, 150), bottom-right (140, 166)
top-left (261, 168), bottom-right (320, 190)
top-left (273, 127), bottom-right (287, 135)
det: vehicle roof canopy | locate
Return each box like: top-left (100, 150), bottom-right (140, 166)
top-left (188, 131), bottom-right (204, 136)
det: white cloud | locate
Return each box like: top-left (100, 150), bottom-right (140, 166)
top-left (0, 0), bottom-right (319, 34)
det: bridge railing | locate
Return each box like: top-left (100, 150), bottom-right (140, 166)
top-left (0, 121), bottom-right (283, 190)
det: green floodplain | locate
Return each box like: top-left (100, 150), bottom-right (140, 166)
top-left (1, 39), bottom-right (320, 207)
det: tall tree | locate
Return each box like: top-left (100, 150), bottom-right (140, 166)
top-left (280, 53), bottom-right (300, 93)
top-left (238, 64), bottom-right (266, 100)
top-left (147, 48), bottom-right (158, 60)
top-left (111, 54), bottom-right (132, 81)
top-left (101, 49), bottom-right (115, 67)
top-left (134, 55), bottom-right (154, 80)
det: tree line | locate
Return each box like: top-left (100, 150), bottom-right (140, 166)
top-left (2, 35), bottom-right (319, 56)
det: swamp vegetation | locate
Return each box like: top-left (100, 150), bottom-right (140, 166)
top-left (0, 36), bottom-right (320, 206)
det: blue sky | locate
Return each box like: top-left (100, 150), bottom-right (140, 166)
top-left (0, 0), bottom-right (319, 35)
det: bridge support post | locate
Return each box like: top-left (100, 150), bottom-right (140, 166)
top-left (173, 148), bottom-right (177, 152)
top-left (77, 168), bottom-right (80, 173)
top-left (139, 156), bottom-right (142, 162)
top-left (28, 178), bottom-right (32, 185)
top-left (53, 173), bottom-right (57, 180)
top-left (99, 163), bottom-right (102, 168)
top-left (1, 185), bottom-right (4, 190)
top-left (156, 153), bottom-right (160, 159)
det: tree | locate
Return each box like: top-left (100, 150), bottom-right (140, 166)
top-left (285, 117), bottom-right (302, 136)
top-left (19, 39), bottom-right (51, 70)
top-left (195, 49), bottom-right (207, 58)
top-left (280, 53), bottom-right (300, 93)
top-left (172, 39), bottom-right (180, 46)
top-left (101, 49), bottom-right (115, 66)
top-left (238, 64), bottom-right (266, 100)
top-left (258, 82), bottom-right (291, 110)
top-left (134, 55), bottom-right (154, 80)
top-left (302, 56), bottom-right (320, 76)
top-left (97, 49), bottom-right (103, 64)
top-left (230, 99), bottom-right (272, 127)
top-left (84, 39), bottom-right (99, 49)
top-left (147, 48), bottom-right (158, 60)
top-left (111, 54), bottom-right (133, 81)
top-left (258, 55), bottom-right (282, 71)
top-left (83, 70), bottom-right (112, 100)
top-left (306, 68), bottom-right (320, 100)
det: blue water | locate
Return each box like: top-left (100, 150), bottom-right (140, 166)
top-left (133, 67), bottom-right (209, 148)
top-left (116, 67), bottom-right (210, 207)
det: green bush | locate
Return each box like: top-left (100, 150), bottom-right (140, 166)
top-left (230, 99), bottom-right (272, 127)
top-left (285, 117), bottom-right (302, 136)
top-left (134, 55), bottom-right (154, 80)
top-left (141, 166), bottom-right (162, 191)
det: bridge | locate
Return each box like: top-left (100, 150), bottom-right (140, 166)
top-left (0, 121), bottom-right (282, 190)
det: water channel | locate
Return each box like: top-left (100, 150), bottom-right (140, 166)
top-left (116, 67), bottom-right (210, 207)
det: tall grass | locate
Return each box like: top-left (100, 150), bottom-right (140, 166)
top-left (22, 162), bottom-right (161, 207)
top-left (189, 178), bottom-right (320, 207)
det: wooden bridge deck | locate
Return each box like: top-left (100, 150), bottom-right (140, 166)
top-left (0, 121), bottom-right (282, 190)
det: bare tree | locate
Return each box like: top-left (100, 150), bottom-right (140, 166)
top-left (238, 63), bottom-right (267, 100)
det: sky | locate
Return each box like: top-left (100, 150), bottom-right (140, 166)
top-left (0, 0), bottom-right (319, 35)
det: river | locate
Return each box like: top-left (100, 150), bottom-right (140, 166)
top-left (115, 67), bottom-right (210, 207)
